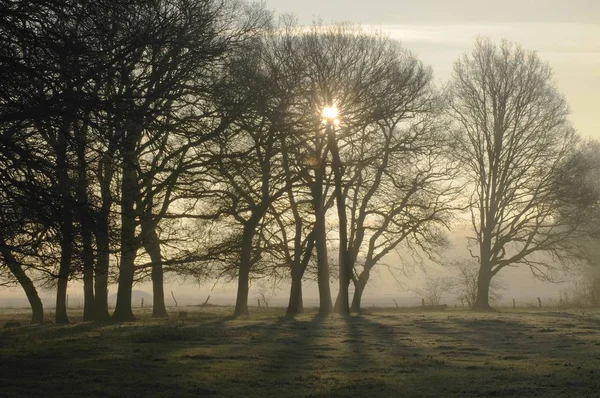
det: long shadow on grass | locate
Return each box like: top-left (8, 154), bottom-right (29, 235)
top-left (339, 314), bottom-right (436, 370)
top-left (243, 313), bottom-right (326, 393)
top-left (324, 313), bottom-right (479, 397)
top-left (146, 312), bottom-right (327, 396)
top-left (0, 312), bottom-right (303, 397)
top-left (449, 316), bottom-right (600, 364)
top-left (5, 310), bottom-right (599, 397)
top-left (327, 313), bottom-right (594, 398)
top-left (124, 312), bottom-right (327, 396)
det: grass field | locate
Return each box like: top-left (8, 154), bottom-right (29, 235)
top-left (1, 306), bottom-right (599, 397)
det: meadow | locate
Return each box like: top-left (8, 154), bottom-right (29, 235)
top-left (1, 307), bottom-right (599, 397)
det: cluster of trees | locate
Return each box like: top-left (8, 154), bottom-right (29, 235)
top-left (1, 0), bottom-right (598, 324)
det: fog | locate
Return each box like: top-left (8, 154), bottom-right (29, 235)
top-left (0, 227), bottom-right (573, 309)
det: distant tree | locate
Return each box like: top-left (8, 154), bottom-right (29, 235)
top-left (412, 275), bottom-right (454, 306)
top-left (450, 258), bottom-right (503, 308)
top-left (448, 38), bottom-right (597, 310)
top-left (570, 269), bottom-right (600, 307)
top-left (566, 142), bottom-right (600, 306)
top-left (254, 282), bottom-right (275, 308)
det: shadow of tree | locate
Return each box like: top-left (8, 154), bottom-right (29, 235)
top-left (1, 309), bottom-right (600, 397)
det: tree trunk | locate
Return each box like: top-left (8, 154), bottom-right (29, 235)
top-left (350, 271), bottom-right (370, 312)
top-left (81, 222), bottom-right (95, 321)
top-left (112, 135), bottom-right (138, 322)
top-left (286, 230), bottom-right (314, 315)
top-left (94, 130), bottom-right (116, 321)
top-left (55, 129), bottom-right (72, 325)
top-left (327, 125), bottom-right (350, 315)
top-left (22, 278), bottom-right (44, 324)
top-left (286, 268), bottom-right (304, 315)
top-left (315, 216), bottom-right (332, 315)
top-left (76, 123), bottom-right (96, 321)
top-left (82, 241), bottom-right (95, 321)
top-left (473, 262), bottom-right (492, 311)
top-left (55, 274), bottom-right (69, 324)
top-left (313, 152), bottom-right (332, 315)
top-left (234, 224), bottom-right (255, 316)
top-left (144, 228), bottom-right (168, 318)
top-left (0, 243), bottom-right (44, 324)
top-left (94, 229), bottom-right (110, 321)
top-left (234, 265), bottom-right (251, 316)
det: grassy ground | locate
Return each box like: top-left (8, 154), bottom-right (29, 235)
top-left (1, 306), bottom-right (599, 397)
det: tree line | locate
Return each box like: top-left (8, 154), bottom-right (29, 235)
top-left (1, 0), bottom-right (598, 324)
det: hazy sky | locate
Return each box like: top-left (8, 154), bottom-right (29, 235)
top-left (267, 0), bottom-right (600, 140)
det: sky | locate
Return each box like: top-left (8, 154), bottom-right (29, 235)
top-left (267, 0), bottom-right (600, 141)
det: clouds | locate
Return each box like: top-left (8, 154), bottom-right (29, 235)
top-left (267, 0), bottom-right (600, 25)
top-left (378, 23), bottom-right (600, 54)
top-left (374, 22), bottom-right (600, 139)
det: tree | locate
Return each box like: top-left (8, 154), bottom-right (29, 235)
top-left (296, 24), bottom-right (459, 313)
top-left (0, 0), bottom-right (270, 322)
top-left (412, 275), bottom-right (454, 306)
top-left (107, 0), bottom-right (268, 321)
top-left (197, 25), bottom-right (311, 316)
top-left (343, 88), bottom-right (460, 312)
top-left (0, 0), bottom-right (93, 324)
top-left (450, 258), bottom-right (503, 308)
top-left (257, 20), bottom-right (329, 315)
top-left (0, 194), bottom-right (46, 324)
top-left (565, 141), bottom-right (600, 307)
top-left (275, 135), bottom-right (318, 315)
top-left (449, 38), bottom-right (597, 310)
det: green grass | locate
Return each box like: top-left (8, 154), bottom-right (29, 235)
top-left (1, 307), bottom-right (600, 397)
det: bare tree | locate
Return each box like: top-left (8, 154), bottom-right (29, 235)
top-left (449, 38), bottom-right (597, 310)
top-left (106, 0), bottom-right (268, 322)
top-left (412, 275), bottom-right (454, 306)
top-left (194, 23), bottom-right (320, 316)
top-left (569, 265), bottom-right (600, 307)
top-left (0, 195), bottom-right (46, 323)
top-left (0, 0), bottom-right (99, 323)
top-left (255, 20), bottom-right (331, 315)
top-left (270, 134), bottom-right (318, 315)
top-left (450, 258), bottom-right (503, 308)
top-left (254, 282), bottom-right (275, 308)
top-left (294, 24), bottom-right (460, 313)
top-left (0, 0), bottom-right (270, 322)
top-left (566, 143), bottom-right (600, 306)
top-left (345, 102), bottom-right (460, 312)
